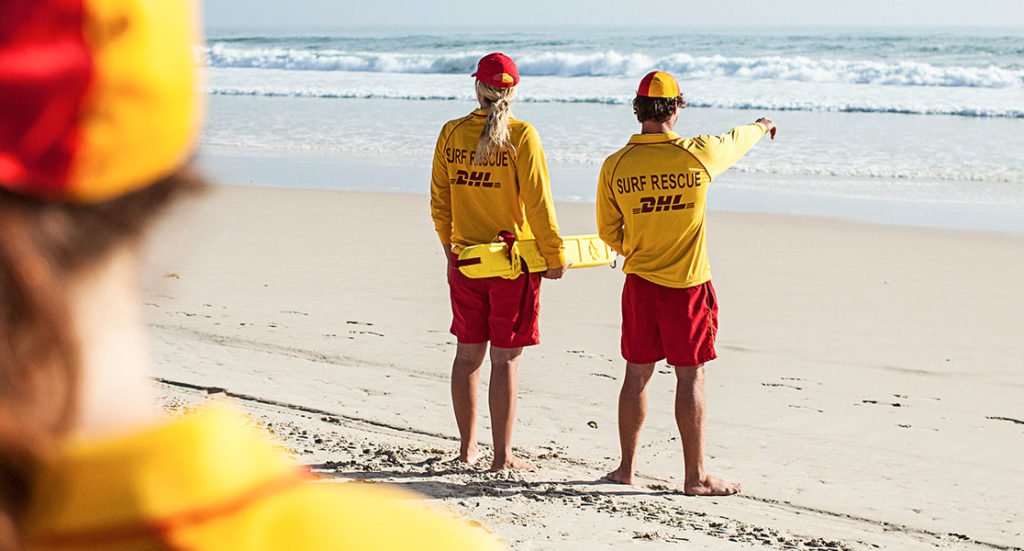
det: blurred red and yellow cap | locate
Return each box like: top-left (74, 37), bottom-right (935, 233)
top-left (472, 52), bottom-right (519, 89)
top-left (0, 0), bottom-right (202, 204)
top-left (637, 70), bottom-right (680, 98)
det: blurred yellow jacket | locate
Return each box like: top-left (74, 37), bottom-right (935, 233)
top-left (24, 407), bottom-right (502, 551)
top-left (431, 109), bottom-right (565, 267)
top-left (597, 123), bottom-right (766, 288)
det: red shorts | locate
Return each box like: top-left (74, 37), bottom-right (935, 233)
top-left (448, 253), bottom-right (541, 348)
top-left (621, 274), bottom-right (718, 367)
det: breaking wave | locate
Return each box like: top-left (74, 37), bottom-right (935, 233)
top-left (202, 44), bottom-right (1024, 89)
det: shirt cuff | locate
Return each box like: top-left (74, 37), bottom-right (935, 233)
top-left (543, 250), bottom-right (567, 268)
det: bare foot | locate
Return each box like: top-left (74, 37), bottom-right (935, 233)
top-left (603, 466), bottom-right (634, 485)
top-left (458, 447), bottom-right (484, 465)
top-left (489, 455), bottom-right (536, 472)
top-left (683, 474), bottom-right (741, 496)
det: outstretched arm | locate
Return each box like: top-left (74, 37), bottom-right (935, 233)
top-left (688, 118), bottom-right (776, 179)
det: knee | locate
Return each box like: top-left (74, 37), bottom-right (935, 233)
top-left (453, 356), bottom-right (483, 376)
top-left (674, 363), bottom-right (705, 383)
top-left (489, 347), bottom-right (522, 372)
top-left (489, 356), bottom-right (518, 374)
top-left (623, 362), bottom-right (655, 388)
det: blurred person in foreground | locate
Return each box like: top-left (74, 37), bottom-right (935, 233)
top-left (0, 1), bottom-right (501, 549)
top-left (597, 71), bottom-right (776, 495)
top-left (430, 53), bottom-right (566, 472)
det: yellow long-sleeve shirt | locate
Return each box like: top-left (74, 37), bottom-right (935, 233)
top-left (597, 123), bottom-right (766, 288)
top-left (431, 109), bottom-right (565, 267)
top-left (23, 407), bottom-right (502, 551)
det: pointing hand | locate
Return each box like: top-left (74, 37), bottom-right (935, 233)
top-left (756, 118), bottom-right (777, 140)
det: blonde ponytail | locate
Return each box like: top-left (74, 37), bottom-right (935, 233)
top-left (473, 81), bottom-right (517, 165)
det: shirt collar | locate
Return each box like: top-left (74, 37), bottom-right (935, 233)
top-left (23, 406), bottom-right (303, 543)
top-left (471, 108), bottom-right (488, 117)
top-left (628, 131), bottom-right (682, 144)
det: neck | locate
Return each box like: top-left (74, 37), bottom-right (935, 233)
top-left (69, 248), bottom-right (158, 437)
top-left (640, 119), bottom-right (674, 134)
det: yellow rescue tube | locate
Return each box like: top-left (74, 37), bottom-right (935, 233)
top-left (457, 234), bottom-right (615, 279)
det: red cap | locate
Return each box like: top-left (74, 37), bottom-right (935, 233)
top-left (0, 0), bottom-right (199, 203)
top-left (472, 52), bottom-right (520, 89)
top-left (637, 71), bottom-right (681, 98)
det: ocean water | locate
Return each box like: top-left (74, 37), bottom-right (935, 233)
top-left (197, 28), bottom-right (1024, 232)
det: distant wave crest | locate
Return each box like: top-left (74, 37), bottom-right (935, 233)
top-left (204, 85), bottom-right (1024, 119)
top-left (202, 44), bottom-right (1024, 89)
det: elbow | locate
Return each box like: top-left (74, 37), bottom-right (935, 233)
top-left (597, 229), bottom-right (622, 252)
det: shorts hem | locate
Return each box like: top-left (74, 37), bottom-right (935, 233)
top-left (621, 353), bottom-right (666, 365)
top-left (666, 351), bottom-right (717, 368)
top-left (451, 332), bottom-right (540, 348)
top-left (453, 337), bottom-right (488, 345)
top-left (491, 337), bottom-right (540, 348)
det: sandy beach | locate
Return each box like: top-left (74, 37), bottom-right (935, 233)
top-left (140, 184), bottom-right (1024, 550)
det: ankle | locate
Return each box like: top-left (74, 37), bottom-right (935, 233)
top-left (616, 460), bottom-right (636, 473)
top-left (684, 469), bottom-right (707, 485)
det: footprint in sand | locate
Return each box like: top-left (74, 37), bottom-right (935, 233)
top-left (986, 416), bottom-right (1024, 426)
top-left (762, 382), bottom-right (802, 390)
top-left (861, 399), bottom-right (904, 407)
top-left (349, 330), bottom-right (384, 337)
top-left (781, 376), bottom-right (821, 386)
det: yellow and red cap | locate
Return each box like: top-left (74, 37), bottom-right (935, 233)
top-left (0, 0), bottom-right (202, 204)
top-left (472, 52), bottom-right (519, 89)
top-left (637, 70), bottom-right (680, 98)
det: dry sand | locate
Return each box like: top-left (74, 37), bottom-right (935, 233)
top-left (141, 185), bottom-right (1024, 550)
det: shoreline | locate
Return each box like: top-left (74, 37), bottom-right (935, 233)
top-left (196, 147), bottom-right (1024, 236)
top-left (142, 184), bottom-right (1024, 550)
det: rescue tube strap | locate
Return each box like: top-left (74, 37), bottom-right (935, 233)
top-left (496, 231), bottom-right (537, 336)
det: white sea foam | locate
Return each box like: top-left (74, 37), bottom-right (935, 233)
top-left (202, 45), bottom-right (1024, 89)
top-left (196, 31), bottom-right (1024, 228)
top-left (203, 82), bottom-right (1024, 118)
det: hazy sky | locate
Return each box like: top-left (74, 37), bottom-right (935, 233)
top-left (204, 0), bottom-right (1024, 30)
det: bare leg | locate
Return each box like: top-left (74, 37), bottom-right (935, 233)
top-left (488, 345), bottom-right (534, 471)
top-left (605, 362), bottom-right (656, 485)
top-left (674, 364), bottom-right (740, 496)
top-left (451, 342), bottom-right (487, 464)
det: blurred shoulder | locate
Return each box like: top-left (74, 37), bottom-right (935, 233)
top-left (250, 481), bottom-right (504, 550)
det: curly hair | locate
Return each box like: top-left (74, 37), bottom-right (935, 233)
top-left (473, 80), bottom-right (518, 165)
top-left (632, 94), bottom-right (687, 123)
